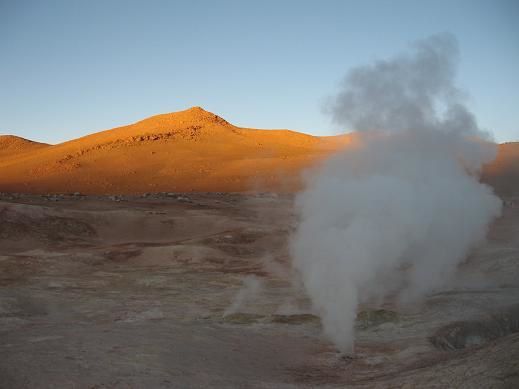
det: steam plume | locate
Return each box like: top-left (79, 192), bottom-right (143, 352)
top-left (223, 275), bottom-right (263, 317)
top-left (290, 33), bottom-right (501, 353)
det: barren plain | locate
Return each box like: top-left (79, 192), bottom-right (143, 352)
top-left (0, 191), bottom-right (518, 388)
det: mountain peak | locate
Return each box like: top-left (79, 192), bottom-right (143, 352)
top-left (136, 106), bottom-right (231, 129)
top-left (178, 106), bottom-right (230, 126)
top-left (186, 106), bottom-right (207, 112)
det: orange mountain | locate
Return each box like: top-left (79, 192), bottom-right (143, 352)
top-left (0, 107), bottom-right (351, 194)
top-left (481, 142), bottom-right (519, 197)
top-left (0, 135), bottom-right (49, 159)
top-left (0, 107), bottom-right (516, 195)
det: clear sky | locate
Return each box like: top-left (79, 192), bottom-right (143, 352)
top-left (1, 0), bottom-right (518, 144)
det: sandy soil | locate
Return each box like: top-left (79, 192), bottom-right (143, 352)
top-left (1, 192), bottom-right (518, 388)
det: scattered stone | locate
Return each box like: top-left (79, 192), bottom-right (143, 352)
top-left (45, 194), bottom-right (63, 202)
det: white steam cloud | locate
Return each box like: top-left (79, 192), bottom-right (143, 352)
top-left (290, 33), bottom-right (502, 353)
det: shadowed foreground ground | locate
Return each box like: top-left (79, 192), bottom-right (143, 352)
top-left (1, 193), bottom-right (518, 388)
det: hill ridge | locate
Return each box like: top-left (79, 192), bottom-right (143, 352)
top-left (0, 108), bottom-right (516, 196)
top-left (0, 134), bottom-right (49, 147)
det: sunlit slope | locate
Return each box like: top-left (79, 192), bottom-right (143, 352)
top-left (482, 142), bottom-right (519, 197)
top-left (0, 108), bottom-right (515, 195)
top-left (0, 135), bottom-right (49, 161)
top-left (0, 107), bottom-right (350, 193)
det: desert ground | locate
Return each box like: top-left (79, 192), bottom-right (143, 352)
top-left (0, 191), bottom-right (518, 388)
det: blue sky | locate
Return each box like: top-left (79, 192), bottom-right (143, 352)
top-left (1, 0), bottom-right (517, 143)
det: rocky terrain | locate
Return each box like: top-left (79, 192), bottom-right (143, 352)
top-left (1, 192), bottom-right (518, 388)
